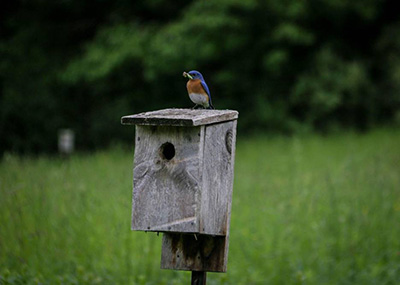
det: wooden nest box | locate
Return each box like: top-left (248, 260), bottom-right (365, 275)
top-left (121, 108), bottom-right (238, 273)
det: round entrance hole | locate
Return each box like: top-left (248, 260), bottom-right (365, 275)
top-left (159, 142), bottom-right (175, 160)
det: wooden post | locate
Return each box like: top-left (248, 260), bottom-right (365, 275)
top-left (121, 108), bottom-right (238, 281)
top-left (191, 271), bottom-right (206, 285)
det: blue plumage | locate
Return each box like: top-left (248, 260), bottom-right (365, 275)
top-left (183, 70), bottom-right (214, 109)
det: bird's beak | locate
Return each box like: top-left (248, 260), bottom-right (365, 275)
top-left (183, 71), bottom-right (193, 80)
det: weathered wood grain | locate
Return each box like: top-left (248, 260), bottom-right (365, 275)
top-left (131, 119), bottom-right (237, 236)
top-left (199, 120), bottom-right (237, 236)
top-left (123, 108), bottom-right (238, 273)
top-left (121, 108), bottom-right (238, 127)
top-left (132, 125), bottom-right (204, 233)
top-left (161, 233), bottom-right (228, 272)
top-left (159, 121), bottom-right (237, 272)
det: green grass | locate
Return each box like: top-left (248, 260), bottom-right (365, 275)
top-left (1, 129), bottom-right (400, 284)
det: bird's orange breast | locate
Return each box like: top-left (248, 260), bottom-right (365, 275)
top-left (187, 79), bottom-right (205, 94)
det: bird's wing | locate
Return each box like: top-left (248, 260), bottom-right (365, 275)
top-left (201, 80), bottom-right (213, 107)
top-left (200, 80), bottom-right (211, 98)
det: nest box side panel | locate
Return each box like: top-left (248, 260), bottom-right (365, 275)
top-left (200, 120), bottom-right (237, 236)
top-left (132, 125), bottom-right (204, 233)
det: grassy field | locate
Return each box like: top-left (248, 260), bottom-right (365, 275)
top-left (1, 129), bottom-right (400, 284)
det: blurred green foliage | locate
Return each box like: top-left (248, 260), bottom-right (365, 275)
top-left (1, 0), bottom-right (400, 153)
top-left (1, 130), bottom-right (400, 283)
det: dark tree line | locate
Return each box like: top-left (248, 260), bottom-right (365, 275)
top-left (1, 0), bottom-right (399, 153)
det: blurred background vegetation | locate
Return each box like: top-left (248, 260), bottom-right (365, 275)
top-left (1, 0), bottom-right (400, 154)
top-left (1, 1), bottom-right (400, 284)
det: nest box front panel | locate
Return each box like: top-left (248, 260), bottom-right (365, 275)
top-left (132, 125), bottom-right (203, 233)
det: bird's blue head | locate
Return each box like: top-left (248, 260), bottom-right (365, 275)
top-left (183, 70), bottom-right (204, 81)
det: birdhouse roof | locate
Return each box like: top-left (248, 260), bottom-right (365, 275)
top-left (121, 108), bottom-right (238, 127)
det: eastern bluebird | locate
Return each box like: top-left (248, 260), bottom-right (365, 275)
top-left (183, 70), bottom-right (214, 109)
